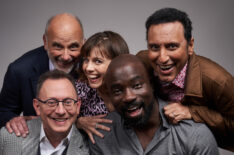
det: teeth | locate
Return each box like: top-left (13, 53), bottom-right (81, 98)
top-left (54, 118), bottom-right (67, 122)
top-left (159, 65), bottom-right (173, 70)
top-left (127, 106), bottom-right (140, 112)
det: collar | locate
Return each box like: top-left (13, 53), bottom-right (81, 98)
top-left (157, 98), bottom-right (170, 129)
top-left (49, 59), bottom-right (54, 71)
top-left (159, 62), bottom-right (188, 89)
top-left (171, 62), bottom-right (187, 89)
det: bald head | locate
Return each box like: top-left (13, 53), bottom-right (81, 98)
top-left (45, 13), bottom-right (83, 37)
top-left (43, 13), bottom-right (84, 73)
top-left (105, 54), bottom-right (148, 82)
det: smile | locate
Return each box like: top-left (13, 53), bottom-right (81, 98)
top-left (126, 104), bottom-right (143, 117)
top-left (157, 64), bottom-right (174, 74)
top-left (87, 75), bottom-right (101, 83)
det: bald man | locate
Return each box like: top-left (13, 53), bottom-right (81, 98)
top-left (0, 13), bottom-right (85, 135)
top-left (89, 54), bottom-right (219, 155)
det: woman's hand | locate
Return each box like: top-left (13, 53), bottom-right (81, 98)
top-left (76, 114), bottom-right (112, 144)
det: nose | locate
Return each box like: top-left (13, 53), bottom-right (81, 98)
top-left (158, 48), bottom-right (169, 64)
top-left (123, 88), bottom-right (136, 103)
top-left (85, 61), bottom-right (95, 72)
top-left (61, 49), bottom-right (71, 61)
top-left (55, 102), bottom-right (66, 115)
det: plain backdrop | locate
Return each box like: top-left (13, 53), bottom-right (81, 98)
top-left (0, 0), bottom-right (233, 154)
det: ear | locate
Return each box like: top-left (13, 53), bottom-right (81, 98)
top-left (43, 34), bottom-right (48, 51)
top-left (33, 99), bottom-right (41, 116)
top-left (76, 98), bottom-right (82, 115)
top-left (188, 37), bottom-right (194, 55)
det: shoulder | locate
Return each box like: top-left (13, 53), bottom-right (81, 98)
top-left (0, 126), bottom-right (23, 150)
top-left (173, 120), bottom-right (218, 151)
top-left (193, 54), bottom-right (232, 85)
top-left (8, 46), bottom-right (48, 71)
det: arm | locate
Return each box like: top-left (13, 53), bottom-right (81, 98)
top-left (76, 114), bottom-right (112, 144)
top-left (0, 64), bottom-right (22, 127)
top-left (188, 76), bottom-right (234, 136)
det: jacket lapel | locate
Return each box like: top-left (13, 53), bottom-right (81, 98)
top-left (66, 125), bottom-right (89, 155)
top-left (184, 53), bottom-right (203, 98)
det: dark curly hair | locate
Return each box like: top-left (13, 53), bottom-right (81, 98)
top-left (146, 7), bottom-right (193, 43)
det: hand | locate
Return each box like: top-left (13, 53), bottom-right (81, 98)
top-left (6, 116), bottom-right (38, 137)
top-left (76, 114), bottom-right (112, 144)
top-left (164, 102), bottom-right (191, 124)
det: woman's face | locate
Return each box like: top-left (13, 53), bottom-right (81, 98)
top-left (82, 47), bottom-right (111, 89)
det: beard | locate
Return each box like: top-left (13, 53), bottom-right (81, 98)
top-left (121, 99), bottom-right (154, 128)
top-left (47, 51), bottom-right (75, 73)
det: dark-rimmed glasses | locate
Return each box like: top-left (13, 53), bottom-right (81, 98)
top-left (36, 98), bottom-right (79, 110)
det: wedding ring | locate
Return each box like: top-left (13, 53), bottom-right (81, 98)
top-left (95, 123), bottom-right (98, 129)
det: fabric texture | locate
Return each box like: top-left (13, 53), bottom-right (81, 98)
top-left (0, 118), bottom-right (89, 155)
top-left (75, 81), bottom-right (108, 117)
top-left (89, 98), bottom-right (219, 155)
top-left (0, 46), bottom-right (49, 128)
top-left (136, 50), bottom-right (234, 151)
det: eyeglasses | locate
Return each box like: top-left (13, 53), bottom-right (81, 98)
top-left (36, 98), bottom-right (79, 110)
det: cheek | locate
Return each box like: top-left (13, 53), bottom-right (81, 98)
top-left (69, 51), bottom-right (81, 58)
top-left (148, 51), bottom-right (159, 62)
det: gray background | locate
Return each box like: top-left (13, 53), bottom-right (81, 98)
top-left (0, 0), bottom-right (233, 154)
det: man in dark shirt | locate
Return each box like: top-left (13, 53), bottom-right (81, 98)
top-left (89, 54), bottom-right (219, 155)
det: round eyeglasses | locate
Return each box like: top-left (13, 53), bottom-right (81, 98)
top-left (36, 98), bottom-right (79, 110)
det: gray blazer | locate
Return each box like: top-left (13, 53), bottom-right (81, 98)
top-left (0, 118), bottom-right (89, 155)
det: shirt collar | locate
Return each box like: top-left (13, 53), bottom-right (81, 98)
top-left (49, 59), bottom-right (55, 71)
top-left (159, 62), bottom-right (188, 89)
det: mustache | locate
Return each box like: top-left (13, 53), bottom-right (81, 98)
top-left (56, 57), bottom-right (74, 64)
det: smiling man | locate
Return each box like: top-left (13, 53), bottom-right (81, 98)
top-left (0, 13), bottom-right (84, 136)
top-left (0, 70), bottom-right (89, 155)
top-left (137, 8), bottom-right (234, 151)
top-left (89, 54), bottom-right (219, 155)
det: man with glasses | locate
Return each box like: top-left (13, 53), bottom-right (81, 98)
top-left (0, 70), bottom-right (89, 155)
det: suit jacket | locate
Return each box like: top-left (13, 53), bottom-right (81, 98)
top-left (0, 46), bottom-right (49, 128)
top-left (0, 118), bottom-right (89, 155)
top-left (136, 50), bottom-right (234, 151)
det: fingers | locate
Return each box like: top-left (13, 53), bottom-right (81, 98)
top-left (5, 116), bottom-right (29, 137)
top-left (88, 132), bottom-right (95, 144)
top-left (95, 123), bottom-right (110, 131)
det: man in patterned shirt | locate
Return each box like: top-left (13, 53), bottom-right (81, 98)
top-left (137, 7), bottom-right (234, 151)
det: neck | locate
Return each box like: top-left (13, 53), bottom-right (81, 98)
top-left (44, 127), bottom-right (71, 148)
top-left (97, 89), bottom-right (115, 112)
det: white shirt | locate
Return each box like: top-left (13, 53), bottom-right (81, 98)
top-left (39, 124), bottom-right (73, 155)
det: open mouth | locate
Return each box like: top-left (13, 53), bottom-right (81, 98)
top-left (87, 75), bottom-right (101, 83)
top-left (126, 104), bottom-right (143, 117)
top-left (158, 64), bottom-right (174, 74)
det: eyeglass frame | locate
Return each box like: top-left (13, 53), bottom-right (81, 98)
top-left (36, 98), bottom-right (80, 110)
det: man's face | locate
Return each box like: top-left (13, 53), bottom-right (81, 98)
top-left (147, 21), bottom-right (193, 83)
top-left (44, 18), bottom-right (84, 73)
top-left (33, 78), bottom-right (80, 137)
top-left (106, 62), bottom-right (154, 127)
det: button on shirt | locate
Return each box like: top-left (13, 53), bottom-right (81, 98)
top-left (89, 98), bottom-right (219, 155)
top-left (39, 125), bottom-right (72, 155)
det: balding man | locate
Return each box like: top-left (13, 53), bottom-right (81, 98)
top-left (89, 54), bottom-right (219, 155)
top-left (0, 70), bottom-right (89, 155)
top-left (0, 13), bottom-right (84, 136)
